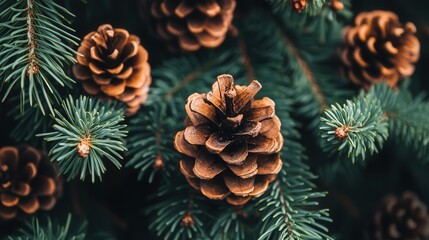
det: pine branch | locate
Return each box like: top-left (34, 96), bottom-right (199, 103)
top-left (368, 83), bottom-right (429, 159)
top-left (38, 96), bottom-right (127, 182)
top-left (0, 0), bottom-right (78, 115)
top-left (269, 6), bottom-right (353, 127)
top-left (126, 104), bottom-right (181, 182)
top-left (279, 29), bottom-right (328, 111)
top-left (209, 207), bottom-right (248, 240)
top-left (320, 83), bottom-right (429, 162)
top-left (149, 49), bottom-right (242, 114)
top-left (8, 214), bottom-right (86, 240)
top-left (8, 94), bottom-right (52, 148)
top-left (146, 179), bottom-right (209, 240)
top-left (320, 94), bottom-right (389, 162)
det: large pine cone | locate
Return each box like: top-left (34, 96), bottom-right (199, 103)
top-left (149, 0), bottom-right (236, 52)
top-left (174, 74), bottom-right (283, 206)
top-left (340, 11), bottom-right (420, 89)
top-left (0, 145), bottom-right (62, 220)
top-left (73, 24), bottom-right (152, 116)
top-left (373, 192), bottom-right (429, 240)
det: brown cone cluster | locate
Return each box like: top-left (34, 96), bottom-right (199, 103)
top-left (373, 192), bottom-right (429, 240)
top-left (0, 145), bottom-right (62, 220)
top-left (340, 11), bottom-right (420, 89)
top-left (291, 0), bottom-right (307, 13)
top-left (174, 74), bottom-right (283, 206)
top-left (149, 0), bottom-right (236, 52)
top-left (73, 24), bottom-right (152, 116)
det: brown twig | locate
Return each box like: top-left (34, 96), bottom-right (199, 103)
top-left (275, 179), bottom-right (293, 236)
top-left (237, 36), bottom-right (256, 83)
top-left (26, 0), bottom-right (38, 75)
top-left (276, 23), bottom-right (328, 111)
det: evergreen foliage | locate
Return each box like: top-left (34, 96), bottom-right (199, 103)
top-left (320, 93), bottom-right (389, 162)
top-left (8, 214), bottom-right (86, 240)
top-left (126, 104), bottom-right (180, 181)
top-left (38, 96), bottom-right (127, 182)
top-left (321, 83), bottom-right (429, 162)
top-left (1, 0), bottom-right (429, 239)
top-left (0, 0), bottom-right (78, 114)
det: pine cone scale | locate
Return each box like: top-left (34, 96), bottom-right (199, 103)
top-left (183, 125), bottom-right (212, 145)
top-left (1, 193), bottom-right (18, 207)
top-left (227, 154), bottom-right (258, 178)
top-left (200, 177), bottom-right (229, 200)
top-left (193, 151), bottom-right (226, 180)
top-left (11, 183), bottom-right (31, 197)
top-left (223, 172), bottom-right (255, 196)
top-left (218, 140), bottom-right (248, 165)
top-left (18, 196), bottom-right (39, 214)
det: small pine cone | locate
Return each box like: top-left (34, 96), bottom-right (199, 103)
top-left (149, 0), bottom-right (236, 52)
top-left (174, 74), bottom-right (283, 206)
top-left (340, 11), bottom-right (420, 89)
top-left (73, 24), bottom-right (152, 116)
top-left (373, 192), bottom-right (429, 240)
top-left (0, 145), bottom-right (62, 220)
top-left (291, 0), bottom-right (307, 13)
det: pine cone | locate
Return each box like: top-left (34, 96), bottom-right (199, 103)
top-left (340, 11), bottom-right (420, 89)
top-left (149, 0), bottom-right (236, 52)
top-left (291, 0), bottom-right (307, 13)
top-left (73, 24), bottom-right (152, 116)
top-left (373, 192), bottom-right (429, 240)
top-left (174, 74), bottom-right (283, 206)
top-left (0, 145), bottom-right (62, 220)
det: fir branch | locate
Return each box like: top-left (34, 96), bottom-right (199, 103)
top-left (8, 214), bottom-right (86, 240)
top-left (8, 94), bottom-right (52, 147)
top-left (320, 83), bottom-right (429, 162)
top-left (126, 104), bottom-right (181, 182)
top-left (320, 94), bottom-right (389, 162)
top-left (279, 29), bottom-right (328, 111)
top-left (368, 83), bottom-right (429, 159)
top-left (148, 49), bottom-right (241, 116)
top-left (209, 207), bottom-right (247, 240)
top-left (0, 0), bottom-right (78, 115)
top-left (146, 180), bottom-right (208, 240)
top-left (38, 96), bottom-right (127, 182)
top-left (269, 1), bottom-right (353, 126)
top-left (236, 34), bottom-right (257, 83)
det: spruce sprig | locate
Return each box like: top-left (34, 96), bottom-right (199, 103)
top-left (8, 214), bottom-right (86, 240)
top-left (320, 93), bottom-right (389, 162)
top-left (0, 0), bottom-right (78, 115)
top-left (38, 96), bottom-right (127, 182)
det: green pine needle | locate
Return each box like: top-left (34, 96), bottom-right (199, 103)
top-left (0, 0), bottom-right (78, 115)
top-left (320, 93), bottom-right (389, 162)
top-left (38, 95), bottom-right (128, 182)
top-left (8, 214), bottom-right (86, 240)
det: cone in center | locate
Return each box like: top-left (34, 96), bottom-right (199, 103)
top-left (174, 74), bottom-right (283, 205)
